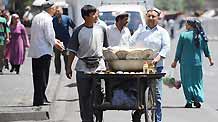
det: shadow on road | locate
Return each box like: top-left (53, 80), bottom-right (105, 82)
top-left (163, 106), bottom-right (185, 109)
top-left (65, 83), bottom-right (77, 87)
top-left (56, 98), bottom-right (79, 102)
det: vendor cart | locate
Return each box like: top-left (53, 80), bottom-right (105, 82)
top-left (85, 72), bottom-right (165, 122)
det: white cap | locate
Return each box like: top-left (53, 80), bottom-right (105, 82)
top-left (113, 11), bottom-right (129, 18)
top-left (32, 0), bottom-right (46, 6)
top-left (146, 7), bottom-right (161, 16)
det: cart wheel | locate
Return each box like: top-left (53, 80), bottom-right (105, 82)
top-left (144, 87), bottom-right (156, 122)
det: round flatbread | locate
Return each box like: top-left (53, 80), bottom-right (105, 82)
top-left (115, 50), bottom-right (128, 60)
top-left (143, 49), bottom-right (154, 59)
top-left (103, 49), bottom-right (118, 60)
top-left (126, 50), bottom-right (150, 60)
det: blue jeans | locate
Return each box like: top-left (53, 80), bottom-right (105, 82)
top-left (156, 67), bottom-right (163, 122)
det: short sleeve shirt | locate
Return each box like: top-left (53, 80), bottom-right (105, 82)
top-left (67, 24), bottom-right (108, 72)
top-left (53, 15), bottom-right (75, 46)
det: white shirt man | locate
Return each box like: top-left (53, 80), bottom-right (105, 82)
top-left (107, 24), bottom-right (131, 47)
top-left (28, 0), bottom-right (64, 106)
top-left (106, 11), bottom-right (131, 48)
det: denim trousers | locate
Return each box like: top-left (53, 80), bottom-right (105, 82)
top-left (156, 67), bottom-right (163, 122)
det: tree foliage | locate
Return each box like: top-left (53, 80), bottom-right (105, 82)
top-left (154, 0), bottom-right (205, 11)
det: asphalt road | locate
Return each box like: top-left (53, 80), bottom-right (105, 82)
top-left (48, 36), bottom-right (218, 121)
top-left (0, 31), bottom-right (218, 122)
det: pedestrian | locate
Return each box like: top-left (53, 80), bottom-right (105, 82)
top-left (28, 0), bottom-right (64, 106)
top-left (8, 14), bottom-right (29, 74)
top-left (52, 6), bottom-right (75, 74)
top-left (107, 11), bottom-right (131, 47)
top-left (22, 6), bottom-right (33, 27)
top-left (2, 10), bottom-right (11, 70)
top-left (129, 8), bottom-right (170, 122)
top-left (104, 11), bottom-right (131, 103)
top-left (168, 19), bottom-right (175, 39)
top-left (0, 10), bottom-right (10, 74)
top-left (66, 5), bottom-right (108, 122)
top-left (171, 18), bottom-right (214, 108)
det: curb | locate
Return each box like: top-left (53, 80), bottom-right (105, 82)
top-left (0, 106), bottom-right (49, 122)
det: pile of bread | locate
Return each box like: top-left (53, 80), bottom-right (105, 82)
top-left (103, 47), bottom-right (155, 60)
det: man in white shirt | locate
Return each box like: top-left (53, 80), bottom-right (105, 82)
top-left (107, 11), bottom-right (131, 48)
top-left (104, 11), bottom-right (132, 103)
top-left (130, 8), bottom-right (170, 122)
top-left (28, 0), bottom-right (64, 106)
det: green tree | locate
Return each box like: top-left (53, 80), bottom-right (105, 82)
top-left (154, 0), bottom-right (186, 11)
top-left (154, 0), bottom-right (204, 11)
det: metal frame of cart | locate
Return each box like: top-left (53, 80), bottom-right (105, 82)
top-left (86, 73), bottom-right (165, 122)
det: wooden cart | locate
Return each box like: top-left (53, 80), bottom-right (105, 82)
top-left (85, 72), bottom-right (165, 122)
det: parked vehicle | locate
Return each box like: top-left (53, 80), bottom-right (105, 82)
top-left (98, 4), bottom-right (147, 35)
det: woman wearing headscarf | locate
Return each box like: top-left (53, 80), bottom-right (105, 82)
top-left (9, 14), bottom-right (30, 74)
top-left (171, 18), bottom-right (214, 108)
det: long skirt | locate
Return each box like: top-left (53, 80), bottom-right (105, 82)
top-left (180, 65), bottom-right (204, 104)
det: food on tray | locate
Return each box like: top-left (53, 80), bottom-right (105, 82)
top-left (103, 49), bottom-right (118, 60)
top-left (126, 49), bottom-right (152, 60)
top-left (102, 48), bottom-right (156, 71)
top-left (115, 50), bottom-right (128, 60)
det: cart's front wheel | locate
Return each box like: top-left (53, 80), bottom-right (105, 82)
top-left (144, 87), bottom-right (156, 122)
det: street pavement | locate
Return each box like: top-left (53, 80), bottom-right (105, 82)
top-left (1, 31), bottom-right (218, 122)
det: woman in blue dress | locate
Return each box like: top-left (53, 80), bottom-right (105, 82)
top-left (171, 18), bottom-right (214, 108)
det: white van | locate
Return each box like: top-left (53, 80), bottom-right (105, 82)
top-left (98, 4), bottom-right (147, 35)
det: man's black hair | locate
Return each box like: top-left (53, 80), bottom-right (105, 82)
top-left (81, 5), bottom-right (97, 19)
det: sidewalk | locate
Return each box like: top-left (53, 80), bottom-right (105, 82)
top-left (0, 56), bottom-right (61, 122)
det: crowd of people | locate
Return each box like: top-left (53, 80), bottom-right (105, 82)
top-left (0, 0), bottom-right (215, 122)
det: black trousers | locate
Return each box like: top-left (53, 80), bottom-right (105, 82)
top-left (32, 54), bottom-right (51, 106)
top-left (76, 71), bottom-right (103, 122)
top-left (53, 47), bottom-right (67, 74)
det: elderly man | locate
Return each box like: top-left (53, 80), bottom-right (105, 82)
top-left (130, 8), bottom-right (170, 122)
top-left (28, 0), bottom-right (64, 106)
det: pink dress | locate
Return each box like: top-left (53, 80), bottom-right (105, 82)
top-left (9, 23), bottom-right (29, 65)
